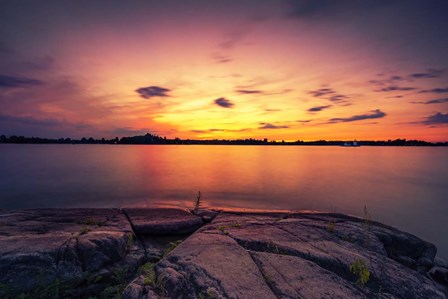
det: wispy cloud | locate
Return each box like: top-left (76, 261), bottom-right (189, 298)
top-left (308, 87), bottom-right (350, 105)
top-left (219, 30), bottom-right (246, 50)
top-left (367, 71), bottom-right (447, 94)
top-left (368, 75), bottom-right (403, 86)
top-left (135, 86), bottom-right (170, 99)
top-left (369, 70), bottom-right (447, 96)
top-left (236, 87), bottom-right (292, 96)
top-left (0, 114), bottom-right (61, 126)
top-left (212, 53), bottom-right (232, 64)
top-left (410, 69), bottom-right (445, 79)
top-left (0, 114), bottom-right (90, 129)
top-left (308, 105), bottom-right (331, 112)
top-left (19, 56), bottom-right (55, 72)
top-left (328, 95), bottom-right (348, 102)
top-left (0, 75), bottom-right (43, 88)
top-left (420, 112), bottom-right (448, 125)
top-left (191, 127), bottom-right (251, 133)
top-left (419, 87), bottom-right (448, 94)
top-left (212, 30), bottom-right (248, 64)
top-left (375, 86), bottom-right (416, 92)
top-left (236, 89), bottom-right (263, 94)
top-left (369, 69), bottom-right (445, 93)
top-left (309, 87), bottom-right (335, 98)
top-left (259, 122), bottom-right (289, 129)
top-left (214, 97), bottom-right (235, 108)
top-left (328, 109), bottom-right (386, 123)
top-left (411, 98), bottom-right (448, 104)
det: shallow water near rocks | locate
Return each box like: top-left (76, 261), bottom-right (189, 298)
top-left (0, 144), bottom-right (447, 259)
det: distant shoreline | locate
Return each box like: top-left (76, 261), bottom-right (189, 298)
top-left (1, 133), bottom-right (447, 146)
top-left (2, 143), bottom-right (448, 147)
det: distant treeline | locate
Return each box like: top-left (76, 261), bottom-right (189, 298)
top-left (1, 133), bottom-right (447, 146)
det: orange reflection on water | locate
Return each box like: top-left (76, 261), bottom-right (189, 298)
top-left (0, 144), bottom-right (447, 259)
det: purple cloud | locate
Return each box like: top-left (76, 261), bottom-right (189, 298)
top-left (421, 112), bottom-right (448, 125)
top-left (376, 86), bottom-right (416, 92)
top-left (419, 87), bottom-right (448, 94)
top-left (308, 105), bottom-right (332, 112)
top-left (136, 86), bottom-right (170, 99)
top-left (412, 98), bottom-right (448, 104)
top-left (259, 123), bottom-right (289, 129)
top-left (0, 75), bottom-right (43, 88)
top-left (329, 109), bottom-right (386, 123)
top-left (214, 97), bottom-right (235, 108)
top-left (236, 89), bottom-right (263, 94)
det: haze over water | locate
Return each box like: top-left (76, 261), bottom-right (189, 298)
top-left (1, 144), bottom-right (447, 258)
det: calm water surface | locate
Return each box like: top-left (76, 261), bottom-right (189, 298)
top-left (1, 144), bottom-right (447, 258)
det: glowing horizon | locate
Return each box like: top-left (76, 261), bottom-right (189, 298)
top-left (1, 1), bottom-right (447, 142)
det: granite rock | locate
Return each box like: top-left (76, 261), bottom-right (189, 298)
top-left (1, 208), bottom-right (446, 299)
top-left (0, 208), bottom-right (144, 297)
top-left (124, 208), bottom-right (203, 235)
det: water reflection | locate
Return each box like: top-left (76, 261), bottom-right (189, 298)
top-left (0, 144), bottom-right (447, 258)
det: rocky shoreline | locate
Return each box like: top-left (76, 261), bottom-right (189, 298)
top-left (0, 208), bottom-right (447, 298)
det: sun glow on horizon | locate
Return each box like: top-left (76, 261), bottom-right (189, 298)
top-left (0, 1), bottom-right (447, 141)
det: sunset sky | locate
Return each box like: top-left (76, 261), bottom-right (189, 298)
top-left (1, 0), bottom-right (447, 141)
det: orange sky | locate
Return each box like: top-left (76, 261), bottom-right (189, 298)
top-left (0, 1), bottom-right (447, 141)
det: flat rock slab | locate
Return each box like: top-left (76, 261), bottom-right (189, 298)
top-left (220, 212), bottom-right (446, 298)
top-left (156, 232), bottom-right (276, 299)
top-left (138, 211), bottom-right (446, 299)
top-left (0, 208), bottom-right (134, 255)
top-left (124, 208), bottom-right (203, 235)
top-left (251, 251), bottom-right (366, 299)
top-left (0, 208), bottom-right (144, 296)
top-left (1, 208), bottom-right (447, 298)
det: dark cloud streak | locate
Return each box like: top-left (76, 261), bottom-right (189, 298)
top-left (0, 75), bottom-right (43, 88)
top-left (328, 109), bottom-right (386, 123)
top-left (308, 105), bottom-right (331, 112)
top-left (191, 127), bottom-right (251, 133)
top-left (219, 31), bottom-right (245, 50)
top-left (421, 112), bottom-right (448, 125)
top-left (236, 89), bottom-right (262, 94)
top-left (410, 69), bottom-right (444, 79)
top-left (419, 87), bottom-right (448, 94)
top-left (212, 53), bottom-right (232, 64)
top-left (309, 87), bottom-right (335, 97)
top-left (329, 95), bottom-right (348, 102)
top-left (369, 75), bottom-right (404, 86)
top-left (308, 87), bottom-right (351, 105)
top-left (135, 86), bottom-right (170, 99)
top-left (259, 123), bottom-right (289, 129)
top-left (411, 98), bottom-right (448, 104)
top-left (375, 86), bottom-right (416, 92)
top-left (214, 97), bottom-right (234, 108)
